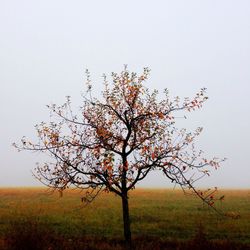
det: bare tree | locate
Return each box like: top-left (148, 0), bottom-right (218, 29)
top-left (15, 67), bottom-right (224, 249)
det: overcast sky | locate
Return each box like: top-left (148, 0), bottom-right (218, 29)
top-left (1, 0), bottom-right (249, 188)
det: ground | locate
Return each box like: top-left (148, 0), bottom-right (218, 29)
top-left (0, 188), bottom-right (249, 249)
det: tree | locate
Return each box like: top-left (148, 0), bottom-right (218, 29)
top-left (15, 67), bottom-right (224, 249)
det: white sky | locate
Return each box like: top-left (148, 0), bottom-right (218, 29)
top-left (0, 0), bottom-right (249, 188)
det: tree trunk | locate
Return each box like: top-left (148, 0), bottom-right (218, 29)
top-left (122, 193), bottom-right (132, 249)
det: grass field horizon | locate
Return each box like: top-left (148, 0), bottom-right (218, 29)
top-left (0, 187), bottom-right (250, 249)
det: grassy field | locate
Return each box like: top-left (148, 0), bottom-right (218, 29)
top-left (0, 187), bottom-right (250, 249)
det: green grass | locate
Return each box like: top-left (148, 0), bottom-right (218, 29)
top-left (0, 187), bottom-right (250, 245)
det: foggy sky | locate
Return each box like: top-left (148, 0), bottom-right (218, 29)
top-left (1, 0), bottom-right (250, 188)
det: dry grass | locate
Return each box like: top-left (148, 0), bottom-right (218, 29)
top-left (0, 187), bottom-right (250, 249)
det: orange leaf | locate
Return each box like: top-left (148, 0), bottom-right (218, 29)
top-left (152, 152), bottom-right (155, 160)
